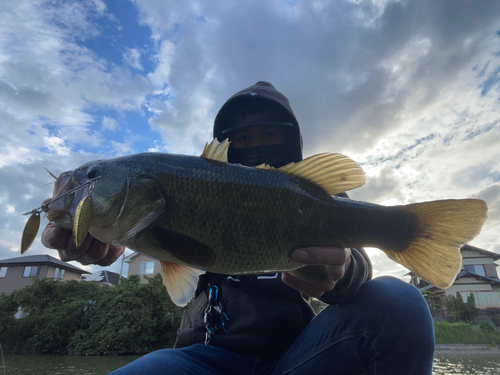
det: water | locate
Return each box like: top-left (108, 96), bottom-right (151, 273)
top-left (1, 355), bottom-right (140, 375)
top-left (1, 354), bottom-right (499, 374)
top-left (433, 357), bottom-right (500, 374)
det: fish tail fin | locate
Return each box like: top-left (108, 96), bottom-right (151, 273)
top-left (383, 199), bottom-right (487, 289)
top-left (160, 262), bottom-right (205, 307)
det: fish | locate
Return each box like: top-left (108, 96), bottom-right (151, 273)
top-left (21, 139), bottom-right (488, 306)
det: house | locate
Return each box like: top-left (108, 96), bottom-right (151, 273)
top-left (409, 244), bottom-right (500, 310)
top-left (124, 252), bottom-right (162, 283)
top-left (83, 270), bottom-right (121, 286)
top-left (0, 254), bottom-right (90, 294)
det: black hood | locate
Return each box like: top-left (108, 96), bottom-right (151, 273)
top-left (213, 81), bottom-right (303, 166)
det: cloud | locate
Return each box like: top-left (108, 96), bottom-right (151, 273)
top-left (123, 48), bottom-right (144, 71)
top-left (0, 0), bottom-right (153, 156)
top-left (102, 116), bottom-right (119, 132)
top-left (43, 136), bottom-right (71, 156)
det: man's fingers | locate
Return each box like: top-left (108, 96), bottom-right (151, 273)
top-left (41, 223), bottom-right (72, 250)
top-left (42, 223), bottom-right (124, 267)
top-left (292, 247), bottom-right (350, 266)
top-left (282, 273), bottom-right (335, 298)
top-left (57, 232), bottom-right (95, 261)
top-left (96, 245), bottom-right (126, 267)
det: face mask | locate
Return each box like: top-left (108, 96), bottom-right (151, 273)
top-left (228, 143), bottom-right (301, 168)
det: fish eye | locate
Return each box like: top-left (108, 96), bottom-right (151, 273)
top-left (87, 167), bottom-right (99, 180)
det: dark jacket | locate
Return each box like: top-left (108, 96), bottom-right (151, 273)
top-left (174, 248), bottom-right (372, 358)
top-left (175, 82), bottom-right (373, 358)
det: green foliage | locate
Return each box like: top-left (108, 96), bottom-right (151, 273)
top-left (491, 313), bottom-right (500, 328)
top-left (479, 320), bottom-right (496, 333)
top-left (444, 292), bottom-right (479, 324)
top-left (421, 291), bottom-right (440, 300)
top-left (421, 291), bottom-right (443, 313)
top-left (434, 322), bottom-right (500, 345)
top-left (0, 274), bottom-right (183, 355)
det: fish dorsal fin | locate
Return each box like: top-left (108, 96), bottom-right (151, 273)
top-left (255, 163), bottom-right (273, 170)
top-left (201, 138), bottom-right (230, 162)
top-left (160, 262), bottom-right (205, 307)
top-left (276, 153), bottom-right (366, 195)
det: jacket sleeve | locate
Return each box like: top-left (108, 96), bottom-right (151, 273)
top-left (318, 247), bottom-right (372, 305)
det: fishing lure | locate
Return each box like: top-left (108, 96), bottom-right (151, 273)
top-left (20, 176), bottom-right (100, 253)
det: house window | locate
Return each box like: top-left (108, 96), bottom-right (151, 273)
top-left (54, 268), bottom-right (65, 280)
top-left (464, 264), bottom-right (486, 276)
top-left (23, 266), bottom-right (38, 277)
top-left (0, 267), bottom-right (7, 278)
top-left (138, 262), bottom-right (155, 275)
top-left (474, 265), bottom-right (486, 276)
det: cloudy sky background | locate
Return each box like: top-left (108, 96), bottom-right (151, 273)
top-left (1, 0), bottom-right (499, 281)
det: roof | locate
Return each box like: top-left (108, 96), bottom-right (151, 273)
top-left (0, 254), bottom-right (90, 274)
top-left (418, 269), bottom-right (500, 291)
top-left (461, 244), bottom-right (500, 261)
top-left (83, 271), bottom-right (121, 285)
top-left (455, 269), bottom-right (500, 284)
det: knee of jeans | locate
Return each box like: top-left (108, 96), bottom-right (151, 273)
top-left (371, 278), bottom-right (435, 354)
top-left (359, 277), bottom-right (434, 335)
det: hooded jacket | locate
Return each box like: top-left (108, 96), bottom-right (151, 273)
top-left (174, 82), bottom-right (372, 358)
top-left (214, 81), bottom-right (303, 167)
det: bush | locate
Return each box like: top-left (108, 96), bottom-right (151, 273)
top-left (0, 274), bottom-right (183, 355)
top-left (479, 321), bottom-right (496, 333)
top-left (491, 313), bottom-right (500, 328)
top-left (434, 322), bottom-right (500, 345)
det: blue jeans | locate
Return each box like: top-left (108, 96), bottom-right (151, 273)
top-left (109, 277), bottom-right (435, 374)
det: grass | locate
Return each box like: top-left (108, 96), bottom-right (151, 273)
top-left (434, 322), bottom-right (500, 345)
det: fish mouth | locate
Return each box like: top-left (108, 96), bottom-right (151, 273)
top-left (44, 198), bottom-right (72, 226)
top-left (43, 171), bottom-right (89, 229)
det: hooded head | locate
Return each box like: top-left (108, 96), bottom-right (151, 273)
top-left (214, 81), bottom-right (303, 168)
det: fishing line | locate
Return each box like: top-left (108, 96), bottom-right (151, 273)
top-left (23, 176), bottom-right (101, 216)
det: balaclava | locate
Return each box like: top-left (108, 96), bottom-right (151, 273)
top-left (213, 81), bottom-right (303, 168)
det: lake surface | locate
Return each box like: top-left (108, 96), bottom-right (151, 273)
top-left (1, 354), bottom-right (500, 374)
top-left (0, 355), bottom-right (140, 375)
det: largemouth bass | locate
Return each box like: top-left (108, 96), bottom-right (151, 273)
top-left (21, 140), bottom-right (488, 306)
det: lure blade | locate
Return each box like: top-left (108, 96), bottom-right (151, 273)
top-left (21, 212), bottom-right (40, 254)
top-left (73, 195), bottom-right (93, 248)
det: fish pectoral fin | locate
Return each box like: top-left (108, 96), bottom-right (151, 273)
top-left (160, 262), bottom-right (205, 307)
top-left (383, 199), bottom-right (488, 289)
top-left (201, 138), bottom-right (230, 162)
top-left (278, 153), bottom-right (366, 195)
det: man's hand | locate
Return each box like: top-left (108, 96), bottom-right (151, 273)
top-left (282, 247), bottom-right (352, 298)
top-left (41, 223), bottom-right (125, 266)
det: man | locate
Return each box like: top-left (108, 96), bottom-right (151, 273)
top-left (42, 82), bottom-right (435, 374)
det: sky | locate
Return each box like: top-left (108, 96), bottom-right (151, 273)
top-left (1, 0), bottom-right (499, 282)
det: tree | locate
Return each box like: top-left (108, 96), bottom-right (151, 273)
top-left (444, 292), bottom-right (479, 324)
top-left (0, 274), bottom-right (184, 355)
